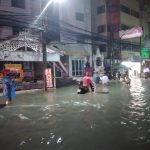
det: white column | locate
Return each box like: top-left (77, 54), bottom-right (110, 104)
top-left (53, 62), bottom-right (56, 88)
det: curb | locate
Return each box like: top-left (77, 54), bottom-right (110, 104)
top-left (0, 89), bottom-right (44, 97)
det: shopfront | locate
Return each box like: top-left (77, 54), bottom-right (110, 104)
top-left (0, 31), bottom-right (64, 90)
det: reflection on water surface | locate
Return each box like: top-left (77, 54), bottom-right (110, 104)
top-left (0, 80), bottom-right (150, 150)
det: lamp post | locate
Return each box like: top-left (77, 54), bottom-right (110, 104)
top-left (40, 0), bottom-right (49, 91)
top-left (38, 0), bottom-right (64, 91)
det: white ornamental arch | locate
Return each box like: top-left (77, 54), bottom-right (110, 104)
top-left (0, 31), bottom-right (42, 52)
top-left (0, 31), bottom-right (63, 62)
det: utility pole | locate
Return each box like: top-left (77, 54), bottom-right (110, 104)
top-left (40, 1), bottom-right (48, 91)
top-left (42, 29), bottom-right (47, 91)
top-left (139, 0), bottom-right (144, 78)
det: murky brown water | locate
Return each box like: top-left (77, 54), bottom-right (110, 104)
top-left (0, 79), bottom-right (150, 150)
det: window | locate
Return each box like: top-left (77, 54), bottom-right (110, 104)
top-left (120, 24), bottom-right (130, 30)
top-left (72, 59), bottom-right (85, 76)
top-left (120, 5), bottom-right (130, 14)
top-left (107, 25), bottom-right (111, 32)
top-left (97, 25), bottom-right (106, 33)
top-left (131, 9), bottom-right (139, 18)
top-left (76, 12), bottom-right (84, 21)
top-left (108, 4), bottom-right (120, 13)
top-left (11, 0), bottom-right (25, 9)
top-left (97, 5), bottom-right (105, 14)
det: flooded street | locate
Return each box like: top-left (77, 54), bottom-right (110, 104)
top-left (0, 79), bottom-right (150, 150)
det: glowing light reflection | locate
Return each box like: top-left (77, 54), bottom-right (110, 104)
top-left (34, 0), bottom-right (54, 24)
top-left (129, 79), bottom-right (146, 116)
top-left (34, 0), bottom-right (65, 25)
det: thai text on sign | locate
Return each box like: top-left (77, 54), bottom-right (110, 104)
top-left (45, 68), bottom-right (53, 88)
top-left (5, 64), bottom-right (22, 69)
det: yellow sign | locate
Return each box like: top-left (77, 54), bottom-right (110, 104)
top-left (5, 64), bottom-right (22, 69)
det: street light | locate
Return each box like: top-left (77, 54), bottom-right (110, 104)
top-left (54, 0), bottom-right (65, 3)
top-left (39, 0), bottom-right (64, 91)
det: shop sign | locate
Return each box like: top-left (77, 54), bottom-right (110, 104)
top-left (119, 26), bottom-right (143, 39)
top-left (45, 68), bottom-right (53, 88)
top-left (5, 64), bottom-right (22, 69)
top-left (141, 47), bottom-right (149, 59)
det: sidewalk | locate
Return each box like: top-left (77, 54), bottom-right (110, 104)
top-left (0, 89), bottom-right (43, 97)
top-left (0, 77), bottom-right (76, 97)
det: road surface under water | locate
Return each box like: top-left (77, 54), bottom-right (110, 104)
top-left (0, 79), bottom-right (150, 150)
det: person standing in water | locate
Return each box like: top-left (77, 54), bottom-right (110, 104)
top-left (2, 73), bottom-right (16, 105)
top-left (92, 70), bottom-right (101, 93)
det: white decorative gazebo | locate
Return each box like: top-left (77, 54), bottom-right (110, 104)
top-left (0, 31), bottom-right (66, 88)
top-left (0, 31), bottom-right (63, 62)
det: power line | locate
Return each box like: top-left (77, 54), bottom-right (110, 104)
top-left (46, 18), bottom-right (140, 49)
top-left (0, 11), bottom-right (141, 50)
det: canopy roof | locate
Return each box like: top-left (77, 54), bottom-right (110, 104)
top-left (50, 41), bottom-right (91, 57)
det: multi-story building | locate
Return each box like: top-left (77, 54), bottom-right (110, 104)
top-left (31, 0), bottom-right (93, 77)
top-left (0, 0), bottom-right (33, 39)
top-left (0, 0), bottom-right (35, 81)
top-left (91, 0), bottom-right (149, 71)
top-left (0, 0), bottom-right (62, 82)
top-left (1, 0), bottom-right (149, 80)
top-left (57, 0), bottom-right (92, 77)
top-left (0, 0), bottom-right (93, 80)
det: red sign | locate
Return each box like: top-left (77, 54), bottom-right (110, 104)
top-left (119, 26), bottom-right (143, 39)
top-left (45, 68), bottom-right (53, 88)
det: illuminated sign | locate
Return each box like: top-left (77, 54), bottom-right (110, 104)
top-left (141, 47), bottom-right (149, 59)
top-left (45, 68), bottom-right (53, 88)
top-left (119, 26), bottom-right (143, 39)
top-left (5, 64), bottom-right (22, 69)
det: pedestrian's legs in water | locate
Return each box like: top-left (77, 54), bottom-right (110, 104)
top-left (6, 98), bottom-right (12, 105)
top-left (6, 90), bottom-right (12, 105)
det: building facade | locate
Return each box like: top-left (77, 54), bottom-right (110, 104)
top-left (58, 0), bottom-right (92, 77)
top-left (0, 0), bottom-right (36, 81)
top-left (0, 0), bottom-right (33, 39)
top-left (91, 0), bottom-right (149, 70)
top-left (0, 0), bottom-right (93, 78)
top-left (0, 0), bottom-right (150, 80)
top-left (0, 0), bottom-right (62, 82)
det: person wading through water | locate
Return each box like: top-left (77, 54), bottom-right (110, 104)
top-left (2, 72), bottom-right (16, 105)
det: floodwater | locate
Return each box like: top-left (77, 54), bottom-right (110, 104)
top-left (0, 79), bottom-right (150, 150)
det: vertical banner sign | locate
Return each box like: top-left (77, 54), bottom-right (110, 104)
top-left (45, 68), bottom-right (53, 88)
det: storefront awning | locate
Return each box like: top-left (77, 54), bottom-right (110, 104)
top-left (50, 41), bottom-right (91, 57)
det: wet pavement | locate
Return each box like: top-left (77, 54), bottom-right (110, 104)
top-left (0, 79), bottom-right (150, 150)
